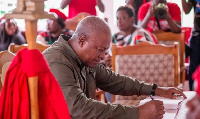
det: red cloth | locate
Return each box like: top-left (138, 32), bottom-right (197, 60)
top-left (49, 8), bottom-right (68, 21)
top-left (193, 66), bottom-right (200, 96)
top-left (0, 48), bottom-right (70, 119)
top-left (138, 2), bottom-right (181, 32)
top-left (68, 0), bottom-right (96, 18)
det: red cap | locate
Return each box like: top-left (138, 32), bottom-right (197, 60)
top-left (193, 65), bottom-right (200, 96)
top-left (49, 9), bottom-right (67, 21)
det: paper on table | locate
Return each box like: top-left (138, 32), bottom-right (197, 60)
top-left (139, 96), bottom-right (184, 110)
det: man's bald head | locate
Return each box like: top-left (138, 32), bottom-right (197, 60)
top-left (69, 16), bottom-right (112, 68)
top-left (74, 16), bottom-right (111, 41)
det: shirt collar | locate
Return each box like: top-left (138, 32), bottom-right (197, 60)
top-left (58, 35), bottom-right (84, 69)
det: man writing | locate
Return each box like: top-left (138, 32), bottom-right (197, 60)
top-left (43, 16), bottom-right (186, 119)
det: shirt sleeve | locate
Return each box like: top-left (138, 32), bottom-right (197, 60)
top-left (138, 3), bottom-right (150, 21)
top-left (49, 62), bottom-right (140, 119)
top-left (12, 32), bottom-right (26, 44)
top-left (94, 64), bottom-right (153, 96)
top-left (168, 3), bottom-right (181, 21)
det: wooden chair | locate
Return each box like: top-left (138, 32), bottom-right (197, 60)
top-left (111, 42), bottom-right (180, 106)
top-left (153, 31), bottom-right (185, 84)
top-left (0, 51), bottom-right (15, 92)
top-left (8, 43), bottom-right (50, 54)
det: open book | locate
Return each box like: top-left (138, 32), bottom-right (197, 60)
top-left (138, 92), bottom-right (196, 119)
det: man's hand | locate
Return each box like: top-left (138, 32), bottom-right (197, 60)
top-left (155, 87), bottom-right (187, 99)
top-left (139, 100), bottom-right (165, 119)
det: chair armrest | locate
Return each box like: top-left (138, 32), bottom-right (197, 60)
top-left (95, 89), bottom-right (106, 103)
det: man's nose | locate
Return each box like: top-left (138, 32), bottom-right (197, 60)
top-left (99, 51), bottom-right (106, 60)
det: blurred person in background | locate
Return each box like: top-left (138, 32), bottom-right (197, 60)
top-left (181, 0), bottom-right (200, 91)
top-left (186, 65), bottom-right (200, 119)
top-left (138, 0), bottom-right (181, 33)
top-left (126, 0), bottom-right (150, 24)
top-left (0, 19), bottom-right (26, 52)
top-left (60, 0), bottom-right (105, 18)
top-left (37, 9), bottom-right (73, 45)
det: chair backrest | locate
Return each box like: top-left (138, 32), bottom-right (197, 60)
top-left (153, 31), bottom-right (185, 83)
top-left (112, 41), bottom-right (180, 87)
top-left (0, 51), bottom-right (15, 92)
top-left (111, 42), bottom-right (180, 105)
top-left (9, 43), bottom-right (49, 54)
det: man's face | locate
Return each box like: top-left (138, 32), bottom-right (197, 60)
top-left (47, 19), bottom-right (60, 33)
top-left (186, 94), bottom-right (200, 119)
top-left (116, 10), bottom-right (134, 31)
top-left (79, 33), bottom-right (111, 68)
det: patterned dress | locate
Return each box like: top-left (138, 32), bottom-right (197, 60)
top-left (112, 27), bottom-right (157, 46)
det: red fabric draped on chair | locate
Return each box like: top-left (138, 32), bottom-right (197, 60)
top-left (0, 48), bottom-right (70, 119)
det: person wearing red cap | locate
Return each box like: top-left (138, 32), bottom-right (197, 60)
top-left (37, 8), bottom-right (73, 45)
top-left (60, 0), bottom-right (105, 19)
top-left (186, 66), bottom-right (200, 119)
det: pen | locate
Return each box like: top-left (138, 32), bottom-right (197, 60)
top-left (150, 95), bottom-right (154, 100)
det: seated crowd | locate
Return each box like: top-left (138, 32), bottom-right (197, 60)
top-left (0, 0), bottom-right (200, 119)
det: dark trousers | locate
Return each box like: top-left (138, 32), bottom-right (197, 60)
top-left (188, 35), bottom-right (200, 90)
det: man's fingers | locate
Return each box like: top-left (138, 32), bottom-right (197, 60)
top-left (171, 88), bottom-right (187, 99)
top-left (155, 100), bottom-right (164, 105)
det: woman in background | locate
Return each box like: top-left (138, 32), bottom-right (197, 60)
top-left (103, 5), bottom-right (157, 68)
top-left (113, 5), bottom-right (157, 47)
top-left (102, 5), bottom-right (158, 102)
top-left (0, 19), bottom-right (26, 52)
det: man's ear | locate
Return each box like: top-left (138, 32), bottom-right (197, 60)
top-left (79, 35), bottom-right (87, 47)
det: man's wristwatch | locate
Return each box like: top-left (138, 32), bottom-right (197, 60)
top-left (151, 84), bottom-right (158, 96)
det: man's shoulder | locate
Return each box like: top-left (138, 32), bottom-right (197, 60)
top-left (43, 42), bottom-right (70, 65)
top-left (138, 2), bottom-right (151, 16)
top-left (140, 2), bottom-right (151, 9)
top-left (167, 2), bottom-right (180, 9)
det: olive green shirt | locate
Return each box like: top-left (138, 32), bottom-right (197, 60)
top-left (43, 35), bottom-right (153, 119)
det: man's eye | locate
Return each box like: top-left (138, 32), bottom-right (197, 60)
top-left (99, 49), bottom-right (104, 52)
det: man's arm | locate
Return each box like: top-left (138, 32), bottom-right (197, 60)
top-left (138, 5), bottom-right (154, 29)
top-left (181, 0), bottom-right (193, 14)
top-left (165, 14), bottom-right (181, 33)
top-left (94, 64), bottom-right (153, 96)
top-left (96, 0), bottom-right (105, 12)
top-left (60, 0), bottom-right (71, 9)
top-left (49, 62), bottom-right (139, 119)
top-left (165, 3), bottom-right (182, 33)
